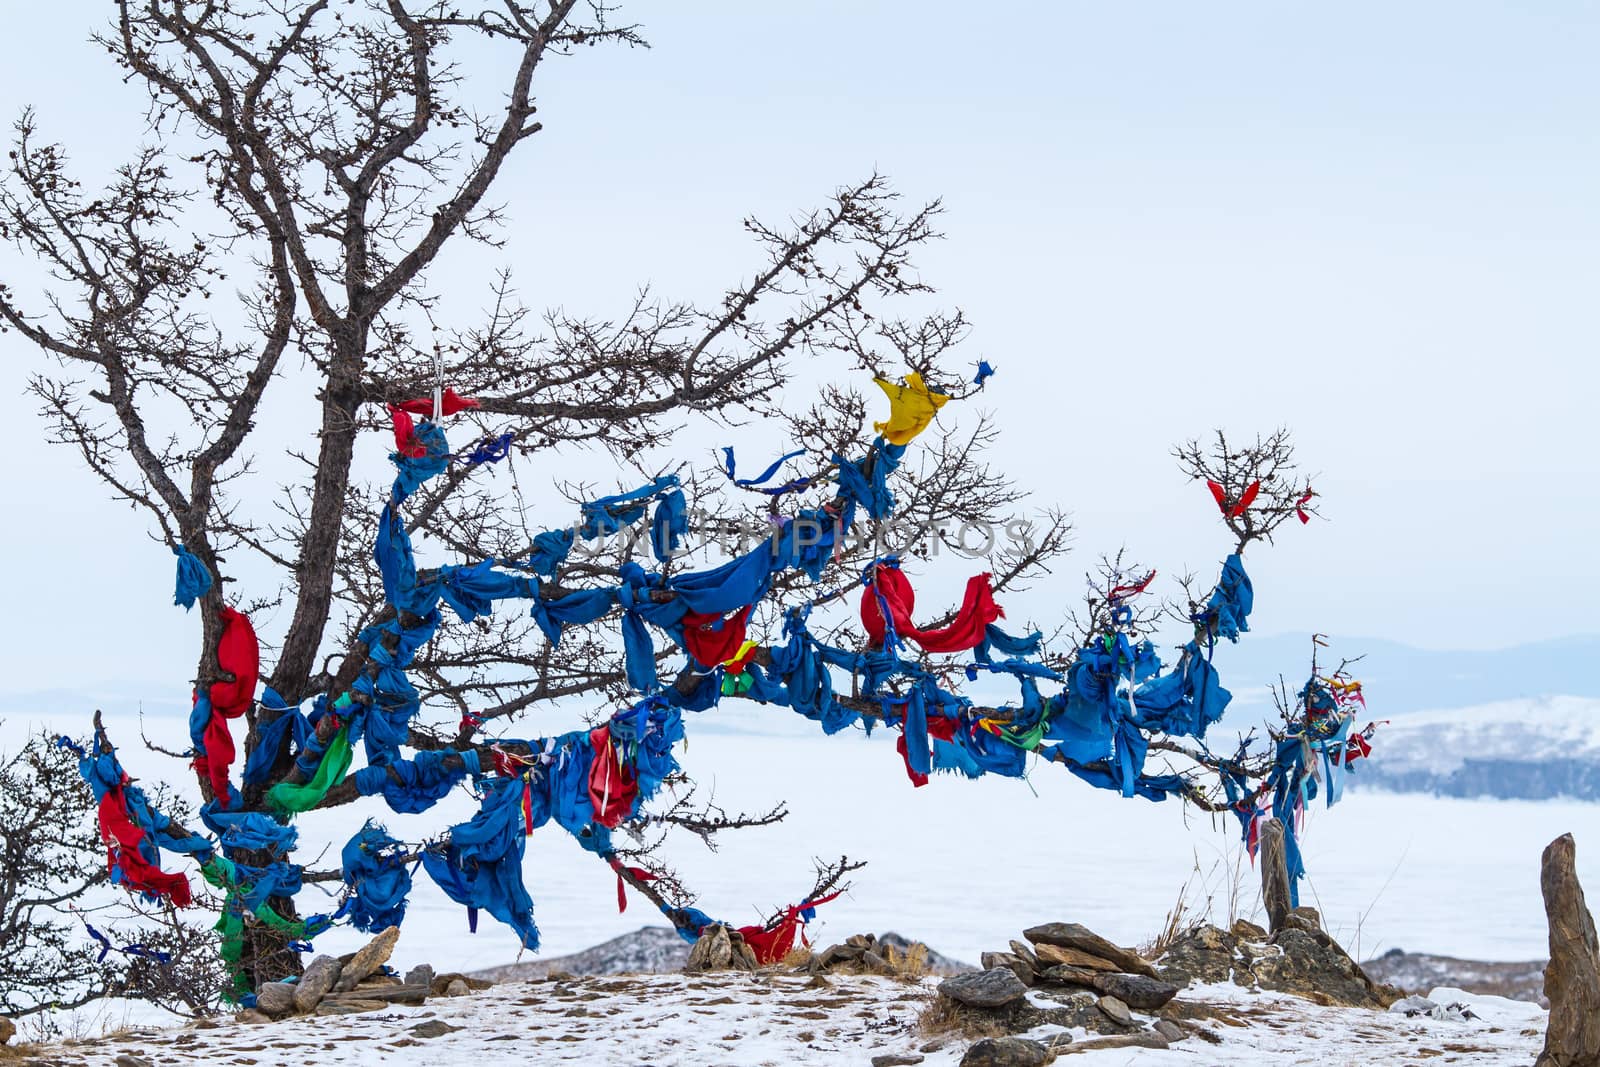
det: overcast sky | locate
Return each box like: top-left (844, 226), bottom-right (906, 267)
top-left (2, 2), bottom-right (1597, 696)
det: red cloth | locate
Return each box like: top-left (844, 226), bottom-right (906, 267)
top-left (1230, 480), bottom-right (1261, 519)
top-left (98, 788), bottom-right (192, 907)
top-left (608, 855), bottom-right (657, 913)
top-left (193, 608), bottom-right (259, 806)
top-left (395, 388), bottom-right (480, 417)
top-left (387, 405), bottom-right (426, 458)
top-left (681, 605), bottom-right (754, 668)
top-left (736, 890), bottom-right (844, 964)
top-left (209, 607), bottom-right (259, 716)
top-left (860, 564), bottom-right (1001, 653)
top-left (896, 714), bottom-right (959, 787)
top-left (587, 726), bottom-right (639, 829)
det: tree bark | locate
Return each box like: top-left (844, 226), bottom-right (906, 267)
top-left (1259, 818), bottom-right (1292, 935)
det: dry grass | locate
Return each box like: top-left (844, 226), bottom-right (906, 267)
top-left (916, 994), bottom-right (1006, 1041)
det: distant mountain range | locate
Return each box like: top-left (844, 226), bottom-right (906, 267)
top-left (1345, 696), bottom-right (1600, 802)
top-left (1209, 632), bottom-right (1600, 718)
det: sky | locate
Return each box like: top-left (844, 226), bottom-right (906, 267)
top-left (2, 1), bottom-right (1598, 698)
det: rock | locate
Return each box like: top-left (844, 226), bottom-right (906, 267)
top-left (938, 967), bottom-right (1029, 1009)
top-left (960, 1036), bottom-right (1051, 1067)
top-left (1034, 965), bottom-right (1178, 1009)
top-left (294, 955), bottom-right (342, 1013)
top-left (860, 950), bottom-right (892, 974)
top-left (430, 972), bottom-right (490, 994)
top-left (316, 998), bottom-right (387, 1015)
top-left (253, 981), bottom-right (297, 1017)
top-left (1033, 942), bottom-right (1121, 971)
top-left (1053, 1032), bottom-right (1169, 1055)
top-left (323, 983), bottom-right (430, 1006)
top-left (114, 1056), bottom-right (153, 1067)
top-left (1536, 833), bottom-right (1600, 1067)
top-left (1156, 924), bottom-right (1236, 985)
top-left (1289, 906), bottom-right (1322, 932)
top-left (1008, 940), bottom-right (1041, 969)
top-left (1259, 819), bottom-right (1293, 934)
top-left (333, 926), bottom-right (400, 992)
top-left (1023, 923), bottom-right (1158, 978)
top-left (1096, 995), bottom-right (1133, 1026)
top-left (1251, 927), bottom-right (1393, 1008)
top-left (1389, 994), bottom-right (1439, 1015)
top-left (871, 1055), bottom-right (926, 1067)
top-left (1093, 972), bottom-right (1181, 1010)
top-left (0, 1016), bottom-right (13, 1044)
top-left (405, 964), bottom-right (435, 989)
top-left (1230, 919), bottom-right (1268, 942)
top-left (445, 979), bottom-right (470, 997)
top-left (685, 924), bottom-right (735, 972)
top-left (1153, 1019), bottom-right (1185, 1042)
top-left (981, 951), bottom-right (1034, 986)
top-left (234, 1010), bottom-right (271, 1025)
top-left (411, 1020), bottom-right (463, 1038)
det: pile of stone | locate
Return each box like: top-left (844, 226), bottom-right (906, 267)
top-left (1156, 909), bottom-right (1397, 1009)
top-left (684, 927), bottom-right (940, 978)
top-left (935, 922), bottom-right (1190, 1064)
top-left (682, 924), bottom-right (763, 973)
top-left (238, 926), bottom-right (492, 1023)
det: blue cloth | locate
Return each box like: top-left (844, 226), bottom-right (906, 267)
top-left (392, 421), bottom-right (450, 501)
top-left (342, 822), bottom-right (414, 933)
top-left (219, 814), bottom-right (298, 856)
top-left (422, 776), bottom-right (541, 950)
top-left (462, 431), bottom-right (514, 466)
top-left (1128, 642), bottom-right (1232, 739)
top-left (172, 546), bottom-right (212, 610)
top-left (722, 447), bottom-right (805, 488)
top-left (232, 860), bottom-right (302, 911)
top-left (528, 529), bottom-right (576, 579)
top-left (651, 489), bottom-right (688, 563)
top-left (578, 475), bottom-right (679, 540)
top-left (973, 360), bottom-right (995, 385)
top-left (73, 739), bottom-right (215, 897)
top-left (438, 561), bottom-right (535, 623)
top-left (245, 689), bottom-right (310, 787)
top-left (833, 439), bottom-right (906, 522)
top-left (1201, 554), bottom-right (1253, 642)
top-left (352, 750), bottom-right (482, 814)
top-left (530, 585), bottom-right (617, 645)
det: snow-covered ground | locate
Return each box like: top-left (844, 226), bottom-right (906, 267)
top-left (26, 973), bottom-right (1551, 1067)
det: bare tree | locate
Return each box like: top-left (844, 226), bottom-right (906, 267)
top-left (0, 730), bottom-right (226, 1023)
top-left (2, 0), bottom-right (1367, 1005)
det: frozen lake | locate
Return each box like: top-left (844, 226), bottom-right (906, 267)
top-left (23, 698), bottom-right (1597, 980)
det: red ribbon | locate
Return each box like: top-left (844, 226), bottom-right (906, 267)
top-left (1207, 479), bottom-right (1261, 519)
top-left (394, 388), bottom-right (480, 417)
top-left (387, 405), bottom-right (427, 459)
top-left (608, 857), bottom-right (657, 913)
top-left (1296, 487), bottom-right (1315, 525)
top-left (194, 607), bottom-right (259, 807)
top-left (98, 785), bottom-right (192, 907)
top-left (736, 889), bottom-right (845, 964)
top-left (860, 565), bottom-right (1002, 653)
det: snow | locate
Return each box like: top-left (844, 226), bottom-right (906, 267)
top-left (1361, 695), bottom-right (1600, 776)
top-left (21, 699), bottom-right (1600, 988)
top-left (27, 973), bottom-right (1550, 1066)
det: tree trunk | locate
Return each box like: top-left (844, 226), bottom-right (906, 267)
top-left (1259, 818), bottom-right (1292, 935)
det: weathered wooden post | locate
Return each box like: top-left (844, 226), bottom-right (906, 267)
top-left (1536, 833), bottom-right (1600, 1067)
top-left (1259, 818), bottom-right (1293, 935)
